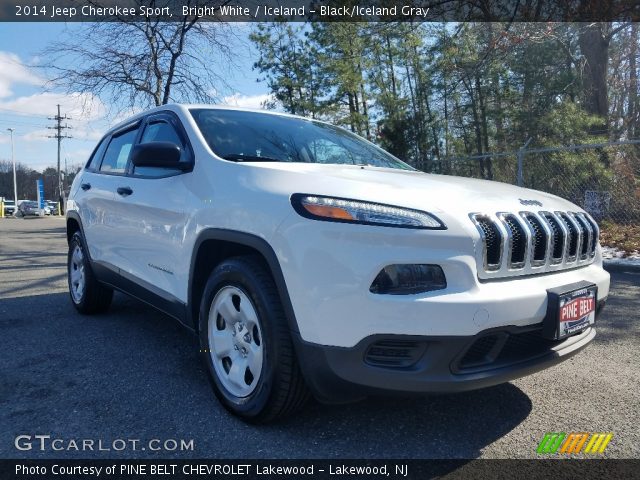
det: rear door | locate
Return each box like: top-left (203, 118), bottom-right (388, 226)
top-left (79, 123), bottom-right (141, 268)
top-left (73, 134), bottom-right (113, 263)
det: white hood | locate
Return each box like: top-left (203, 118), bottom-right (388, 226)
top-left (247, 162), bottom-right (579, 218)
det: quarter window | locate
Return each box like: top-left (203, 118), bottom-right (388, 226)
top-left (86, 137), bottom-right (108, 171)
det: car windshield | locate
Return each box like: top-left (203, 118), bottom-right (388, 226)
top-left (190, 109), bottom-right (414, 170)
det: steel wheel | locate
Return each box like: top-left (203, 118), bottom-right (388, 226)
top-left (208, 286), bottom-right (264, 398)
top-left (69, 244), bottom-right (86, 303)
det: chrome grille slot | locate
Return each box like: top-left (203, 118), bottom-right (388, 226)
top-left (572, 212), bottom-right (589, 259)
top-left (575, 213), bottom-right (595, 259)
top-left (583, 215), bottom-right (599, 257)
top-left (471, 209), bottom-right (600, 279)
top-left (557, 212), bottom-right (579, 261)
top-left (500, 214), bottom-right (527, 268)
top-left (471, 215), bottom-right (503, 271)
top-left (541, 212), bottom-right (565, 264)
top-left (521, 213), bottom-right (548, 266)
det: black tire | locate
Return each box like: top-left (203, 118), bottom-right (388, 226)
top-left (67, 231), bottom-right (113, 314)
top-left (199, 255), bottom-right (309, 423)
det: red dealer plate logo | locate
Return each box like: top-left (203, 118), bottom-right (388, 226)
top-left (560, 297), bottom-right (595, 322)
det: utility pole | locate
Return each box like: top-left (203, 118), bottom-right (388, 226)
top-left (7, 128), bottom-right (17, 208)
top-left (48, 104), bottom-right (72, 211)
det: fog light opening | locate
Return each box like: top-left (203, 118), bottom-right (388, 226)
top-left (369, 264), bottom-right (446, 295)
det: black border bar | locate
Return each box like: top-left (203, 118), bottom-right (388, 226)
top-left (3, 459), bottom-right (640, 480)
top-left (3, 0), bottom-right (640, 22)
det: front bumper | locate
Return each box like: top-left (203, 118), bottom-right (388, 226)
top-left (276, 217), bottom-right (611, 347)
top-left (294, 301), bottom-right (604, 403)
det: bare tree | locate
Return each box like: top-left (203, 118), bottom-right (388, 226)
top-left (42, 0), bottom-right (241, 110)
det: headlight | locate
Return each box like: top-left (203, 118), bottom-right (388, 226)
top-left (291, 194), bottom-right (445, 229)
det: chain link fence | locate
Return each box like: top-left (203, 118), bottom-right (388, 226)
top-left (417, 140), bottom-right (640, 226)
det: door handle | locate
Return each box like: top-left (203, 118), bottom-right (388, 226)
top-left (117, 186), bottom-right (133, 196)
top-left (80, 183), bottom-right (91, 191)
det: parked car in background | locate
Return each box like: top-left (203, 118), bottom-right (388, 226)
top-left (3, 199), bottom-right (16, 216)
top-left (46, 201), bottom-right (60, 216)
top-left (17, 200), bottom-right (43, 217)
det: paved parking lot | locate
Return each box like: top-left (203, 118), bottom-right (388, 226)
top-left (1, 217), bottom-right (639, 459)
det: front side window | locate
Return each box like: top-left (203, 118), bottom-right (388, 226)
top-left (100, 128), bottom-right (138, 173)
top-left (190, 109), bottom-right (414, 170)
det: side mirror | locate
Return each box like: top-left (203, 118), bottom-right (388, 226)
top-left (131, 142), bottom-right (188, 170)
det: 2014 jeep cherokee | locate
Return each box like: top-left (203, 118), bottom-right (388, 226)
top-left (66, 105), bottom-right (610, 422)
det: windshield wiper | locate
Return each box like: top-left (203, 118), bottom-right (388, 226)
top-left (222, 154), bottom-right (282, 163)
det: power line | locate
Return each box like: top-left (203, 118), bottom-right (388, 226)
top-left (47, 104), bottom-right (72, 203)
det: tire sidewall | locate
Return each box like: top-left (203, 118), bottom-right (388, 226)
top-left (67, 232), bottom-right (88, 308)
top-left (199, 260), bottom-right (278, 418)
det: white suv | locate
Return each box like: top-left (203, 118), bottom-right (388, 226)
top-left (66, 105), bottom-right (610, 422)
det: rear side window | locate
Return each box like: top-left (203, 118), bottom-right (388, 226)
top-left (100, 128), bottom-right (138, 173)
top-left (86, 137), bottom-right (108, 171)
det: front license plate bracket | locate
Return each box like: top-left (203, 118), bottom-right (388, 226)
top-left (544, 281), bottom-right (597, 340)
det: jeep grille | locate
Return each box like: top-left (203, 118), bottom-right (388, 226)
top-left (470, 211), bottom-right (599, 279)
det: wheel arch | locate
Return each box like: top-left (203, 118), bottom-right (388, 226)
top-left (66, 212), bottom-right (82, 244)
top-left (188, 229), bottom-right (300, 336)
top-left (66, 212), bottom-right (93, 263)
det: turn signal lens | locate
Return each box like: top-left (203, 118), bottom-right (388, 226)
top-left (291, 194), bottom-right (445, 229)
top-left (370, 264), bottom-right (447, 295)
top-left (302, 203), bottom-right (354, 220)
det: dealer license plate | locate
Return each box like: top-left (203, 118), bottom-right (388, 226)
top-left (544, 282), bottom-right (597, 340)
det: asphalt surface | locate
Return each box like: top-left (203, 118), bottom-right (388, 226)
top-left (1, 217), bottom-right (638, 459)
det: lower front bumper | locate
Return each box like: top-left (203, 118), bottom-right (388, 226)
top-left (293, 312), bottom-right (600, 403)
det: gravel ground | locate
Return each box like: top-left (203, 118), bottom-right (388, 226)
top-left (0, 217), bottom-right (638, 459)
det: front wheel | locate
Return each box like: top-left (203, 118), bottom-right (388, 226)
top-left (199, 256), bottom-right (309, 423)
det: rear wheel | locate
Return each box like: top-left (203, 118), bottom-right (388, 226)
top-left (199, 256), bottom-right (309, 423)
top-left (67, 232), bottom-right (113, 314)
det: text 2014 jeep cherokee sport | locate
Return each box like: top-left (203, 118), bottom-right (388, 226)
top-left (66, 105), bottom-right (610, 422)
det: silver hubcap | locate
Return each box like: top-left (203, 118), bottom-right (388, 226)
top-left (70, 245), bottom-right (85, 303)
top-left (208, 286), bottom-right (264, 398)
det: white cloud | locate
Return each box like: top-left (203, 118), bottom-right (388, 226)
top-left (222, 93), bottom-right (274, 109)
top-left (0, 91), bottom-right (106, 121)
top-left (0, 51), bottom-right (44, 98)
top-left (21, 129), bottom-right (50, 142)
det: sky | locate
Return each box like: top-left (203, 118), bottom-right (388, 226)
top-left (0, 22), bottom-right (271, 172)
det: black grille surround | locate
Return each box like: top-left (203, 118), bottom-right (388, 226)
top-left (471, 211), bottom-right (599, 279)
